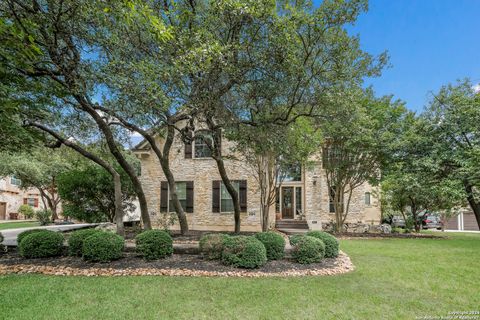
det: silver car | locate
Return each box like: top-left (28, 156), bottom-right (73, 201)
top-left (391, 216), bottom-right (406, 228)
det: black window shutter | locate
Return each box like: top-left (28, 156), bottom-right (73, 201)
top-left (184, 132), bottom-right (192, 159)
top-left (160, 181), bottom-right (168, 212)
top-left (239, 180), bottom-right (247, 212)
top-left (186, 181), bottom-right (194, 213)
top-left (212, 180), bottom-right (220, 213)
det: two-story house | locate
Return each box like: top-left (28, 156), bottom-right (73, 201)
top-left (0, 176), bottom-right (44, 220)
top-left (133, 121), bottom-right (381, 232)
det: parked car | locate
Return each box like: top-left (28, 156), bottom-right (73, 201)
top-left (421, 214), bottom-right (442, 230)
top-left (391, 216), bottom-right (406, 228)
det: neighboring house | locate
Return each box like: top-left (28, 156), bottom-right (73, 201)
top-left (445, 209), bottom-right (480, 232)
top-left (133, 121), bottom-right (381, 232)
top-left (0, 176), bottom-right (45, 220)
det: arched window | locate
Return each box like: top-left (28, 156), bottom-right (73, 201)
top-left (365, 192), bottom-right (371, 206)
top-left (194, 130), bottom-right (213, 158)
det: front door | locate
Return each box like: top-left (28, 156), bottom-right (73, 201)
top-left (0, 202), bottom-right (6, 220)
top-left (281, 187), bottom-right (294, 219)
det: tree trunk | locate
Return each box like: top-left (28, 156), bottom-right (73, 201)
top-left (464, 181), bottom-right (480, 229)
top-left (261, 204), bottom-right (270, 232)
top-left (89, 108), bottom-right (189, 234)
top-left (113, 172), bottom-right (125, 236)
top-left (215, 156), bottom-right (241, 233)
top-left (28, 122), bottom-right (126, 235)
top-left (76, 98), bottom-right (151, 230)
top-left (159, 125), bottom-right (189, 234)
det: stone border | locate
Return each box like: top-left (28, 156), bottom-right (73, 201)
top-left (0, 251), bottom-right (354, 278)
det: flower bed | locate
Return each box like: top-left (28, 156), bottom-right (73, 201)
top-left (0, 250), bottom-right (354, 277)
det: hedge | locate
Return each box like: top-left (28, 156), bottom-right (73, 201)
top-left (17, 229), bottom-right (44, 245)
top-left (305, 231), bottom-right (339, 258)
top-left (291, 236), bottom-right (325, 264)
top-left (68, 228), bottom-right (103, 256)
top-left (19, 230), bottom-right (64, 259)
top-left (135, 230), bottom-right (173, 260)
top-left (222, 236), bottom-right (267, 269)
top-left (82, 231), bottom-right (124, 262)
top-left (254, 232), bottom-right (285, 260)
top-left (199, 233), bottom-right (229, 260)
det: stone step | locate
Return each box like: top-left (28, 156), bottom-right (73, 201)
top-left (275, 220), bottom-right (309, 229)
top-left (276, 228), bottom-right (310, 235)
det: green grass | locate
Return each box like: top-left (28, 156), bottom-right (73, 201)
top-left (1, 233), bottom-right (479, 320)
top-left (0, 221), bottom-right (39, 231)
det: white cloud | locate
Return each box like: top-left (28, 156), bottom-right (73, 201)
top-left (473, 83), bottom-right (480, 93)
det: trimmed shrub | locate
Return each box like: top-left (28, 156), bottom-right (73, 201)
top-left (135, 230), bottom-right (173, 260)
top-left (17, 229), bottom-right (45, 245)
top-left (36, 209), bottom-right (52, 226)
top-left (68, 228), bottom-right (103, 256)
top-left (199, 233), bottom-right (229, 260)
top-left (254, 232), bottom-right (285, 260)
top-left (82, 231), bottom-right (124, 262)
top-left (222, 236), bottom-right (267, 269)
top-left (291, 236), bottom-right (325, 264)
top-left (305, 231), bottom-right (339, 258)
top-left (19, 230), bottom-right (64, 258)
top-left (289, 234), bottom-right (304, 246)
top-left (0, 232), bottom-right (4, 253)
top-left (18, 204), bottom-right (35, 219)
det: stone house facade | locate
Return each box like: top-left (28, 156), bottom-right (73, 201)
top-left (0, 176), bottom-right (45, 220)
top-left (134, 123), bottom-right (381, 232)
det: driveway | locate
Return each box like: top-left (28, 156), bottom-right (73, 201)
top-left (0, 223), bottom-right (98, 246)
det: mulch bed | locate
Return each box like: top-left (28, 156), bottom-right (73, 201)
top-left (0, 249), bottom-right (354, 277)
top-left (334, 232), bottom-right (447, 239)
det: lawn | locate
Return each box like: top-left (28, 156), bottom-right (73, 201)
top-left (0, 221), bottom-right (39, 231)
top-left (1, 232), bottom-right (479, 320)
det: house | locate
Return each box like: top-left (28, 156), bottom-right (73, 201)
top-left (0, 176), bottom-right (45, 220)
top-left (133, 122), bottom-right (381, 232)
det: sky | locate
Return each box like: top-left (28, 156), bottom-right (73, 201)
top-left (337, 0), bottom-right (480, 112)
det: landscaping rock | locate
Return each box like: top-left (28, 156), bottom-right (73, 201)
top-left (0, 251), bottom-right (354, 277)
top-left (95, 223), bottom-right (117, 233)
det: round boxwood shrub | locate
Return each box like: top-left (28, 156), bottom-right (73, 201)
top-left (19, 230), bottom-right (64, 259)
top-left (135, 230), bottom-right (173, 260)
top-left (17, 229), bottom-right (44, 245)
top-left (221, 236), bottom-right (267, 269)
top-left (289, 234), bottom-right (305, 246)
top-left (199, 233), bottom-right (229, 260)
top-left (82, 231), bottom-right (124, 262)
top-left (291, 236), bottom-right (325, 264)
top-left (254, 231), bottom-right (285, 260)
top-left (68, 228), bottom-right (103, 256)
top-left (305, 231), bottom-right (339, 258)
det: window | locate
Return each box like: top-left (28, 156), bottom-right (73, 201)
top-left (365, 192), bottom-right (371, 206)
top-left (27, 198), bottom-right (36, 207)
top-left (169, 182), bottom-right (187, 212)
top-left (10, 176), bottom-right (21, 186)
top-left (194, 130), bottom-right (213, 158)
top-left (329, 186), bottom-right (335, 213)
top-left (160, 181), bottom-right (193, 213)
top-left (220, 181), bottom-right (239, 213)
top-left (281, 164), bottom-right (302, 182)
top-left (295, 187), bottom-right (302, 214)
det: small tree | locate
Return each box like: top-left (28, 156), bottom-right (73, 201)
top-left (320, 90), bottom-right (407, 232)
top-left (18, 204), bottom-right (35, 219)
top-left (58, 165), bottom-right (136, 223)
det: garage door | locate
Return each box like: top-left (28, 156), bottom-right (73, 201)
top-left (445, 216), bottom-right (458, 230)
top-left (463, 213), bottom-right (479, 231)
